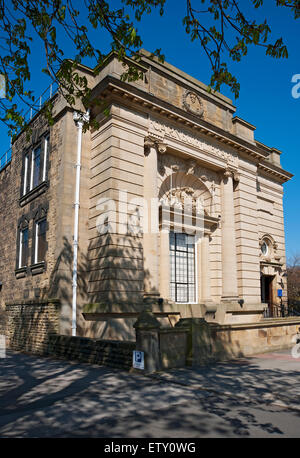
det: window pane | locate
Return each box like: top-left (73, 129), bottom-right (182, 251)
top-left (169, 231), bottom-right (196, 303)
top-left (176, 251), bottom-right (187, 283)
top-left (20, 228), bottom-right (28, 267)
top-left (32, 146), bottom-right (41, 188)
top-left (176, 233), bottom-right (187, 252)
top-left (176, 284), bottom-right (188, 303)
top-left (37, 219), bottom-right (46, 263)
top-left (169, 231), bottom-right (175, 251)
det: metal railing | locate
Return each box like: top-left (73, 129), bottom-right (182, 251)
top-left (263, 301), bottom-right (300, 318)
top-left (0, 148), bottom-right (11, 171)
top-left (0, 81), bottom-right (58, 172)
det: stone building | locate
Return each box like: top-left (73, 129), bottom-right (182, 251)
top-left (0, 50), bottom-right (294, 349)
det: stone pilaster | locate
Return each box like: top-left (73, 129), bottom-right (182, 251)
top-left (159, 229), bottom-right (170, 300)
top-left (221, 169), bottom-right (239, 302)
top-left (201, 234), bottom-right (212, 303)
top-left (143, 137), bottom-right (166, 303)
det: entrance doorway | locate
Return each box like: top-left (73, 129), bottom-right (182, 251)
top-left (261, 274), bottom-right (275, 317)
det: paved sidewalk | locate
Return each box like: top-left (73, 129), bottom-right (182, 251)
top-left (149, 349), bottom-right (300, 411)
top-left (0, 349), bottom-right (300, 437)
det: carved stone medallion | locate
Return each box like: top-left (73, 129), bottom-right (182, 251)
top-left (183, 90), bottom-right (204, 117)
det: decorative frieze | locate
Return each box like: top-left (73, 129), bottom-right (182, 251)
top-left (149, 116), bottom-right (238, 167)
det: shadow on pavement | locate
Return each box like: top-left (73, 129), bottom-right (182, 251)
top-left (0, 350), bottom-right (299, 437)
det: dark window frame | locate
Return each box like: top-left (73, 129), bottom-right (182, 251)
top-left (15, 216), bottom-right (30, 276)
top-left (20, 133), bottom-right (50, 200)
top-left (31, 205), bottom-right (49, 272)
top-left (19, 227), bottom-right (29, 268)
top-left (34, 218), bottom-right (47, 264)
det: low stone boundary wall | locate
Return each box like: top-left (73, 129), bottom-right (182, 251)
top-left (47, 335), bottom-right (136, 370)
top-left (3, 300), bottom-right (136, 370)
top-left (5, 300), bottom-right (60, 355)
top-left (212, 318), bottom-right (300, 359)
top-left (0, 308), bottom-right (7, 336)
top-left (3, 303), bottom-right (300, 373)
top-left (134, 313), bottom-right (300, 372)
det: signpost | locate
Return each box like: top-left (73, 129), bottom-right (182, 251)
top-left (133, 350), bottom-right (144, 370)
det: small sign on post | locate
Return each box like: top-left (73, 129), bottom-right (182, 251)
top-left (133, 350), bottom-right (144, 370)
top-left (277, 289), bottom-right (283, 298)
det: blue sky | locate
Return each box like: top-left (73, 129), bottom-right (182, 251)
top-left (0, 1), bottom-right (299, 260)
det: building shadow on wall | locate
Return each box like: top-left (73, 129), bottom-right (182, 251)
top-left (47, 232), bottom-right (162, 341)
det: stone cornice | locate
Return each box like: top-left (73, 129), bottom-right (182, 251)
top-left (92, 76), bottom-right (292, 183)
top-left (258, 160), bottom-right (293, 183)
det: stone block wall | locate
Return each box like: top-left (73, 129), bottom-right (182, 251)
top-left (87, 105), bottom-right (147, 308)
top-left (212, 318), bottom-right (300, 359)
top-left (4, 300), bottom-right (136, 370)
top-left (5, 300), bottom-right (60, 354)
top-left (0, 107), bottom-right (65, 309)
top-left (47, 334), bottom-right (136, 370)
top-left (0, 308), bottom-right (7, 336)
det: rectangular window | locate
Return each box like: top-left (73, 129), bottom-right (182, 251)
top-left (35, 219), bottom-right (47, 264)
top-left (19, 228), bottom-right (29, 268)
top-left (170, 232), bottom-right (196, 303)
top-left (31, 145), bottom-right (41, 190)
top-left (22, 136), bottom-right (49, 196)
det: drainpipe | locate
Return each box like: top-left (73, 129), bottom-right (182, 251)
top-left (72, 110), bottom-right (90, 336)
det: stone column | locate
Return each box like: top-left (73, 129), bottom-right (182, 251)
top-left (221, 169), bottom-right (239, 301)
top-left (143, 138), bottom-right (166, 304)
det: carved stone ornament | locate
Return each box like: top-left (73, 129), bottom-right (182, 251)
top-left (186, 159), bottom-right (197, 175)
top-left (161, 186), bottom-right (205, 214)
top-left (158, 153), bottom-right (218, 185)
top-left (149, 116), bottom-right (238, 167)
top-left (183, 90), bottom-right (204, 117)
top-left (233, 172), bottom-right (240, 183)
top-left (144, 136), bottom-right (167, 156)
top-left (224, 168), bottom-right (233, 178)
top-left (157, 142), bottom-right (167, 154)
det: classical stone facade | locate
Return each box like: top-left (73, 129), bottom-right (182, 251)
top-left (0, 50), bottom-right (295, 349)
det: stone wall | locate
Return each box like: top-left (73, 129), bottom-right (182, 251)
top-left (5, 300), bottom-right (60, 354)
top-left (47, 335), bottom-right (136, 370)
top-left (0, 308), bottom-right (6, 336)
top-left (212, 318), bottom-right (300, 359)
top-left (0, 108), bottom-right (64, 309)
top-left (4, 300), bottom-right (135, 370)
top-left (87, 106), bottom-right (146, 307)
top-left (135, 315), bottom-right (300, 372)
